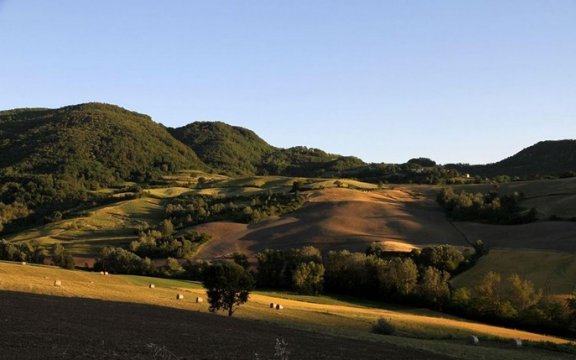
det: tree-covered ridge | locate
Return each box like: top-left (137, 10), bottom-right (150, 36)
top-left (447, 140), bottom-right (576, 179)
top-left (260, 146), bottom-right (365, 177)
top-left (0, 103), bottom-right (207, 186)
top-left (170, 121), bottom-right (366, 176)
top-left (170, 121), bottom-right (276, 176)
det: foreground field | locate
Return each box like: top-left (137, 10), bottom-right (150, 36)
top-left (0, 261), bottom-right (573, 359)
top-left (0, 291), bottom-right (450, 360)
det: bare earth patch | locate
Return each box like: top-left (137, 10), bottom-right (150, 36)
top-left (192, 187), bottom-right (468, 259)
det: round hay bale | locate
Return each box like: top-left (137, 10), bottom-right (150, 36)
top-left (176, 294), bottom-right (184, 300)
top-left (149, 283), bottom-right (155, 289)
top-left (99, 271), bottom-right (105, 275)
top-left (196, 297), bottom-right (203, 303)
top-left (21, 261), bottom-right (27, 265)
top-left (276, 304), bottom-right (284, 310)
top-left (270, 303), bottom-right (276, 308)
top-left (54, 280), bottom-right (62, 287)
top-left (104, 271), bottom-right (109, 276)
top-left (468, 335), bottom-right (479, 345)
top-left (512, 338), bottom-right (522, 348)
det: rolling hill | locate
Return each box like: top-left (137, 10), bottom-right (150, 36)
top-left (0, 103), bottom-right (207, 184)
top-left (191, 186), bottom-right (469, 259)
top-left (448, 140), bottom-right (576, 178)
top-left (171, 120), bottom-right (366, 176)
top-left (2, 102), bottom-right (576, 298)
top-left (170, 121), bottom-right (276, 175)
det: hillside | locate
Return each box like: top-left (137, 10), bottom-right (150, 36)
top-left (170, 121), bottom-right (276, 175)
top-left (171, 121), bottom-right (366, 176)
top-left (191, 186), bottom-right (469, 259)
top-left (0, 262), bottom-right (571, 360)
top-left (261, 146), bottom-right (366, 177)
top-left (449, 140), bottom-right (576, 178)
top-left (0, 103), bottom-right (207, 184)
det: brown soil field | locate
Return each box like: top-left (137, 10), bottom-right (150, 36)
top-left (191, 185), bottom-right (576, 260)
top-left (193, 187), bottom-right (469, 259)
top-left (0, 290), bottom-right (452, 360)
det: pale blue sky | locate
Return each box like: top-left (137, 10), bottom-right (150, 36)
top-left (1, 1), bottom-right (574, 164)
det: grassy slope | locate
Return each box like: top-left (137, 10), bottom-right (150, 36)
top-left (452, 249), bottom-right (576, 296)
top-left (0, 261), bottom-right (573, 360)
top-left (8, 196), bottom-right (165, 257)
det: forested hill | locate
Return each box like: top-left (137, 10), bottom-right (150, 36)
top-left (0, 103), bottom-right (207, 186)
top-left (448, 140), bottom-right (576, 179)
top-left (2, 103), bottom-right (573, 181)
top-left (170, 121), bottom-right (276, 175)
top-left (170, 121), bottom-right (366, 176)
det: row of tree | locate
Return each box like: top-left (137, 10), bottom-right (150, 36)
top-left (0, 239), bottom-right (74, 269)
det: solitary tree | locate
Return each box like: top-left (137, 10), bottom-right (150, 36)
top-left (203, 261), bottom-right (254, 317)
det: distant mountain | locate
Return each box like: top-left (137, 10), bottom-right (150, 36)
top-left (448, 140), bottom-right (576, 178)
top-left (170, 121), bottom-right (276, 176)
top-left (0, 103), bottom-right (207, 185)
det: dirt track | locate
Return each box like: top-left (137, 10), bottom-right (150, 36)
top-left (0, 290), bottom-right (452, 360)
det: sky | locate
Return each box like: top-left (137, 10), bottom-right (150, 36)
top-left (0, 1), bottom-right (575, 165)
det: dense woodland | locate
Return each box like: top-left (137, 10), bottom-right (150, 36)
top-left (170, 121), bottom-right (275, 176)
top-left (0, 104), bottom-right (205, 184)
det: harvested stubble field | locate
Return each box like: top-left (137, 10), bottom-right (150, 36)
top-left (0, 261), bottom-right (573, 360)
top-left (0, 291), bottom-right (453, 360)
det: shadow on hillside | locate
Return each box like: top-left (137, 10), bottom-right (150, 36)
top-left (238, 193), bottom-right (469, 254)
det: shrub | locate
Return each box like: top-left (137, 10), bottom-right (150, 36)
top-left (372, 318), bottom-right (396, 335)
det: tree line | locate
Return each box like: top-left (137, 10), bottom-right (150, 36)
top-left (0, 239), bottom-right (74, 269)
